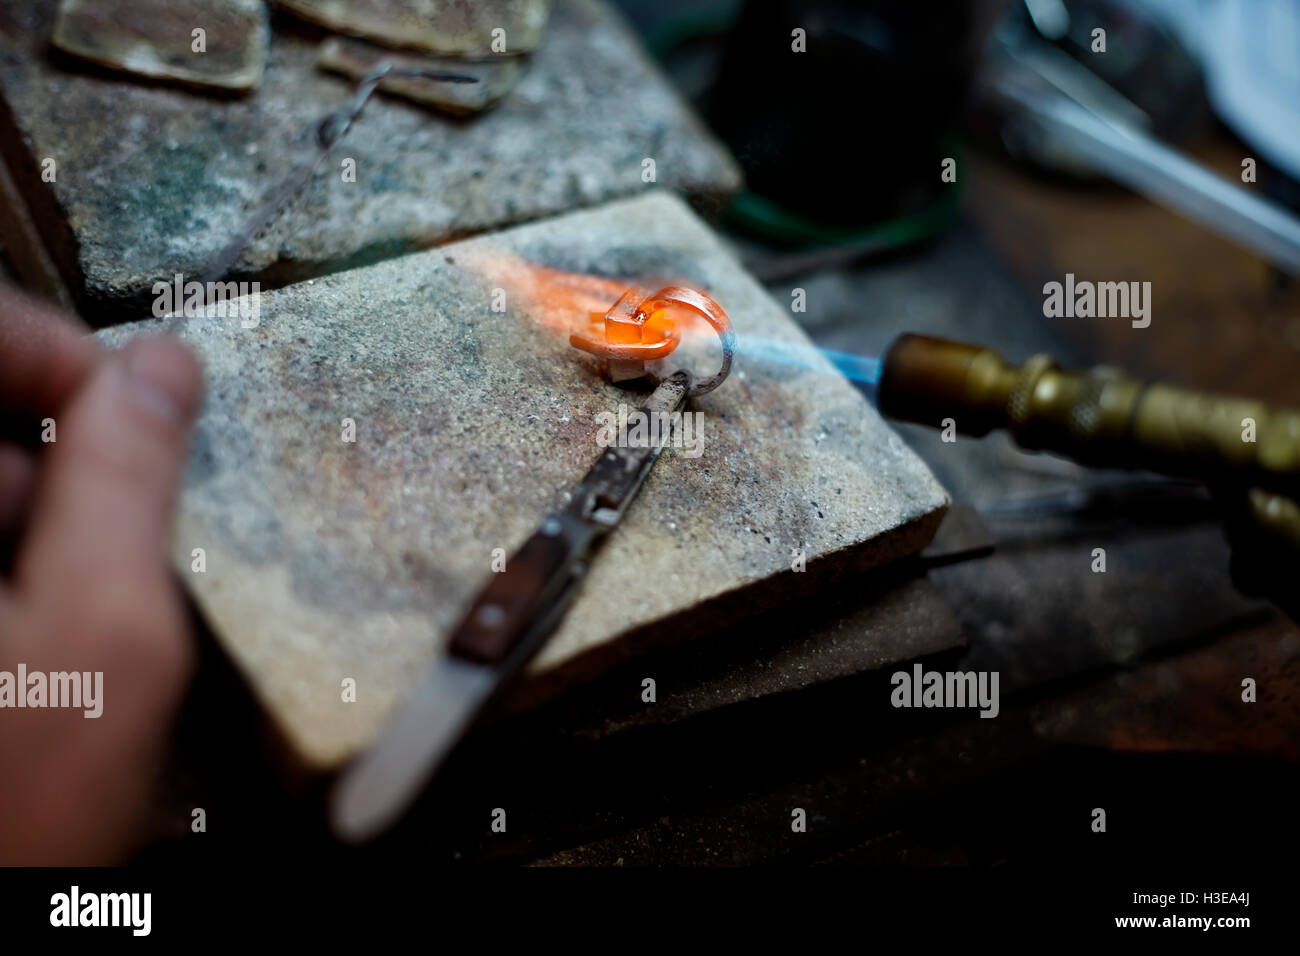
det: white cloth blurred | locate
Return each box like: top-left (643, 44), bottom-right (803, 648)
top-left (1140, 0), bottom-right (1300, 179)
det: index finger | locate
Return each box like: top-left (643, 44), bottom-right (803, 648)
top-left (0, 283), bottom-right (101, 421)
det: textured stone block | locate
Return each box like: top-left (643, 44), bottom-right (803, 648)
top-left (0, 0), bottom-right (741, 321)
top-left (98, 192), bottom-right (948, 769)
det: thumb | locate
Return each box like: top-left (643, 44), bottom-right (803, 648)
top-left (18, 335), bottom-right (203, 678)
top-left (3, 336), bottom-right (203, 863)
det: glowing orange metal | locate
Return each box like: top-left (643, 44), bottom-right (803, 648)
top-left (570, 284), bottom-right (736, 397)
top-left (570, 285), bottom-right (679, 361)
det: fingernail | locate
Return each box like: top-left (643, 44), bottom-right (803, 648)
top-left (123, 338), bottom-right (201, 426)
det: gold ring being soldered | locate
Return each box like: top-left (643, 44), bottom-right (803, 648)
top-left (569, 285), bottom-right (736, 396)
top-left (636, 286), bottom-right (735, 397)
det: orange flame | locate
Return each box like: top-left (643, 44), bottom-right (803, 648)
top-left (458, 249), bottom-right (717, 348)
top-left (459, 248), bottom-right (631, 337)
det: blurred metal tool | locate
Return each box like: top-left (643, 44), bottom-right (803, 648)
top-left (877, 334), bottom-right (1300, 503)
top-left (875, 331), bottom-right (1300, 615)
top-left (984, 13), bottom-right (1300, 276)
top-left (331, 371), bottom-right (694, 842)
top-left (199, 61), bottom-right (476, 287)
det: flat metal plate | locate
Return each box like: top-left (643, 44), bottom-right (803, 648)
top-left (52, 0), bottom-right (268, 90)
top-left (278, 0), bottom-right (550, 57)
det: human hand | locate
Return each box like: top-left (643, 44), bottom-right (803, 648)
top-left (0, 284), bottom-right (202, 864)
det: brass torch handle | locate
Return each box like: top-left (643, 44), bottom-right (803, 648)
top-left (877, 334), bottom-right (1300, 501)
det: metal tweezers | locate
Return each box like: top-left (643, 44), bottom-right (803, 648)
top-left (332, 371), bottom-right (693, 841)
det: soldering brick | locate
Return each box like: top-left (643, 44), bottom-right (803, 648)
top-left (0, 0), bottom-right (740, 322)
top-left (96, 192), bottom-right (949, 770)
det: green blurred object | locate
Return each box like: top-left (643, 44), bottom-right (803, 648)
top-left (725, 158), bottom-right (962, 249)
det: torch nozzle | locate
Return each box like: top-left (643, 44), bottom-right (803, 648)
top-left (876, 334), bottom-right (1300, 502)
